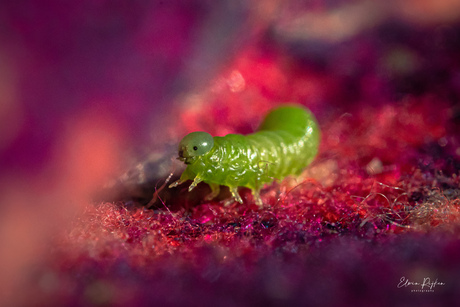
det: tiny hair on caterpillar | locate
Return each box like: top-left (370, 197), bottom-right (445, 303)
top-left (169, 104), bottom-right (320, 207)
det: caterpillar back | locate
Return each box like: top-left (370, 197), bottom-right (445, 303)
top-left (170, 104), bottom-right (320, 207)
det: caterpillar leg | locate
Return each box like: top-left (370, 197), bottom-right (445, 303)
top-left (252, 189), bottom-right (263, 208)
top-left (205, 183), bottom-right (220, 201)
top-left (169, 179), bottom-right (186, 188)
top-left (229, 187), bottom-right (243, 204)
top-left (188, 176), bottom-right (203, 192)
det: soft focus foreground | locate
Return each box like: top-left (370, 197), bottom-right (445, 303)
top-left (1, 1), bottom-right (460, 306)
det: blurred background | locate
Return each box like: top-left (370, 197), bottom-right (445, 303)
top-left (1, 0), bottom-right (460, 305)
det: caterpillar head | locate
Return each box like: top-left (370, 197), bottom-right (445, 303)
top-left (177, 131), bottom-right (214, 164)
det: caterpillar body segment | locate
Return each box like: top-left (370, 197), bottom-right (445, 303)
top-left (170, 104), bottom-right (320, 207)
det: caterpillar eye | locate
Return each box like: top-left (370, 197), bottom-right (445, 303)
top-left (193, 146), bottom-right (198, 151)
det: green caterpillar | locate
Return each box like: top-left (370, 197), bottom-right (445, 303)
top-left (169, 104), bottom-right (320, 207)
